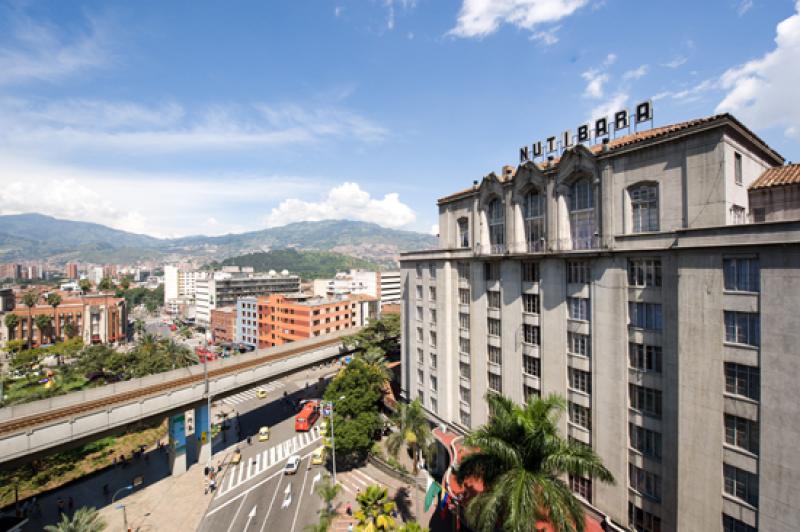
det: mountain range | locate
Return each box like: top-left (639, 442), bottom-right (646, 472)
top-left (0, 213), bottom-right (438, 266)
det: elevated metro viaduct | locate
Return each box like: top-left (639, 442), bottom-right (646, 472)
top-left (0, 330), bottom-right (356, 474)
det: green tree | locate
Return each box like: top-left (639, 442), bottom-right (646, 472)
top-left (344, 314), bottom-right (400, 355)
top-left (78, 279), bottom-right (92, 294)
top-left (4, 313), bottom-right (19, 341)
top-left (120, 275), bottom-right (132, 290)
top-left (63, 321), bottom-right (78, 339)
top-left (358, 346), bottom-right (392, 382)
top-left (133, 318), bottom-right (146, 338)
top-left (46, 292), bottom-right (62, 342)
top-left (34, 314), bottom-right (53, 345)
top-left (97, 277), bottom-right (113, 291)
top-left (315, 473), bottom-right (341, 515)
top-left (44, 506), bottom-right (105, 532)
top-left (386, 399), bottom-right (434, 475)
top-left (5, 339), bottom-right (25, 356)
top-left (160, 338), bottom-right (198, 369)
top-left (398, 523), bottom-right (429, 532)
top-left (353, 485), bottom-right (397, 532)
top-left (21, 290), bottom-right (39, 349)
top-left (456, 394), bottom-right (614, 532)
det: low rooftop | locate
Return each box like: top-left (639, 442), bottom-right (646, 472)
top-left (749, 163), bottom-right (800, 190)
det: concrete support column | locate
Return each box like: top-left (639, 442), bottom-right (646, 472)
top-left (168, 413), bottom-right (187, 476)
top-left (195, 403), bottom-right (211, 465)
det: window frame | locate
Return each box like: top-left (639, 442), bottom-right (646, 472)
top-left (630, 182), bottom-right (659, 233)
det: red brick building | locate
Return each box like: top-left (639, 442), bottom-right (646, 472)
top-left (210, 307), bottom-right (237, 344)
top-left (257, 294), bottom-right (359, 348)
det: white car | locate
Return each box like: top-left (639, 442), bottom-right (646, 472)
top-left (284, 455), bottom-right (301, 475)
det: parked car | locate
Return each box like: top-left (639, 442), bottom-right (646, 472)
top-left (310, 446), bottom-right (326, 465)
top-left (256, 388), bottom-right (268, 399)
top-left (284, 455), bottom-right (301, 475)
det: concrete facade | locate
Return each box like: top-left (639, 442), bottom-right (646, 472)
top-left (195, 271), bottom-right (300, 326)
top-left (400, 114), bottom-right (800, 532)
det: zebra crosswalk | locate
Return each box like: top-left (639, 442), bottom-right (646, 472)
top-left (336, 468), bottom-right (381, 495)
top-left (218, 425), bottom-right (322, 496)
top-left (219, 381), bottom-right (286, 406)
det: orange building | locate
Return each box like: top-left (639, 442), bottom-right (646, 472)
top-left (3, 292), bottom-right (126, 346)
top-left (257, 294), bottom-right (361, 348)
top-left (210, 307), bottom-right (237, 344)
top-left (65, 263), bottom-right (79, 279)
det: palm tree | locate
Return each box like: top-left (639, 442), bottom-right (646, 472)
top-left (64, 321), bottom-right (78, 340)
top-left (160, 338), bottom-right (198, 369)
top-left (386, 399), bottom-right (434, 475)
top-left (21, 290), bottom-right (39, 349)
top-left (354, 485), bottom-right (397, 532)
top-left (315, 473), bottom-right (341, 515)
top-left (456, 394), bottom-right (614, 532)
top-left (359, 346), bottom-right (392, 382)
top-left (46, 293), bottom-right (62, 342)
top-left (34, 314), bottom-right (53, 345)
top-left (133, 318), bottom-right (146, 339)
top-left (4, 313), bottom-right (19, 341)
top-left (44, 506), bottom-right (105, 532)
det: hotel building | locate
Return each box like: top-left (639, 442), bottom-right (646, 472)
top-left (400, 114), bottom-right (800, 531)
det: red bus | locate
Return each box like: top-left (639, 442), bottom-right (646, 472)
top-left (295, 401), bottom-right (320, 432)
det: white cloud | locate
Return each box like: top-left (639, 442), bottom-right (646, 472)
top-left (623, 64), bottom-right (648, 81)
top-left (531, 26), bottom-right (560, 45)
top-left (716, 0), bottom-right (800, 140)
top-left (582, 69), bottom-right (608, 99)
top-left (0, 14), bottom-right (111, 86)
top-left (263, 182), bottom-right (416, 229)
top-left (449, 0), bottom-right (591, 38)
top-left (737, 0), bottom-right (754, 16)
top-left (662, 56), bottom-right (688, 69)
top-left (384, 0), bottom-right (416, 31)
top-left (590, 91), bottom-right (628, 121)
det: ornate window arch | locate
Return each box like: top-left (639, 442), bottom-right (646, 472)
top-left (486, 197), bottom-right (505, 253)
top-left (457, 217), bottom-right (469, 248)
top-left (629, 182), bottom-right (659, 233)
top-left (568, 177), bottom-right (596, 249)
top-left (522, 188), bottom-right (545, 252)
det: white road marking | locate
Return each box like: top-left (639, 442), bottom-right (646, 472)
top-left (221, 381), bottom-right (286, 406)
top-left (290, 459), bottom-right (310, 530)
top-left (224, 495), bottom-right (247, 532)
top-left (260, 474), bottom-right (284, 532)
top-left (351, 469), bottom-right (378, 485)
top-left (270, 447), bottom-right (276, 465)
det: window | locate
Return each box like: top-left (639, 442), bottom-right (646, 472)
top-left (568, 332), bottom-right (591, 358)
top-left (458, 218), bottom-right (470, 248)
top-left (629, 464), bottom-right (661, 501)
top-left (487, 198), bottom-right (505, 252)
top-left (418, 390), bottom-right (424, 404)
top-left (523, 384), bottom-right (540, 402)
top-left (430, 353), bottom-right (437, 369)
top-left (629, 423), bottom-right (662, 459)
top-left (629, 302), bottom-right (662, 330)
top-left (569, 475), bottom-right (592, 502)
top-left (416, 264), bottom-right (423, 278)
top-left (523, 190), bottom-right (545, 252)
top-left (416, 285), bottom-right (423, 299)
top-left (417, 348), bottom-right (424, 364)
top-left (459, 409), bottom-right (471, 427)
top-left (459, 288), bottom-right (470, 305)
top-left (725, 363), bottom-right (760, 400)
top-left (724, 464), bottom-right (758, 507)
top-left (430, 397), bottom-right (438, 412)
top-left (487, 317), bottom-right (501, 336)
top-left (459, 337), bottom-right (470, 354)
top-left (488, 345), bottom-right (502, 365)
top-left (484, 262), bottom-right (499, 281)
top-left (522, 293), bottom-right (539, 314)
top-left (459, 362), bottom-right (471, 379)
top-left (725, 415), bottom-right (759, 454)
top-left (488, 373), bottom-right (502, 393)
top-left (429, 331), bottom-right (437, 348)
top-left (568, 178), bottom-right (596, 249)
top-left (751, 207), bottom-right (765, 223)
top-left (429, 264), bottom-right (436, 279)
top-left (629, 343), bottom-right (662, 373)
top-left (416, 327), bottom-right (423, 343)
top-left (457, 262), bottom-right (470, 282)
top-left (568, 297), bottom-right (590, 321)
top-left (629, 384), bottom-right (662, 418)
top-left (735, 152), bottom-right (743, 185)
top-left (629, 503), bottom-right (662, 532)
top-left (428, 286), bottom-right (436, 301)
top-left (567, 261), bottom-right (590, 284)
top-left (731, 205), bottom-right (746, 224)
top-left (459, 386), bottom-right (470, 404)
top-left (569, 368), bottom-right (591, 394)
top-left (415, 306), bottom-right (423, 321)
top-left (723, 514), bottom-right (756, 532)
top-left (569, 402), bottom-right (591, 430)
top-left (487, 290), bottom-right (501, 309)
top-left (630, 183), bottom-right (659, 233)
top-left (522, 261), bottom-right (539, 283)
top-left (459, 312), bottom-right (470, 330)
top-left (724, 258), bottom-right (759, 292)
top-left (430, 375), bottom-right (438, 392)
top-left (724, 311), bottom-right (759, 347)
top-left (628, 258), bottom-right (662, 287)
top-left (522, 354), bottom-right (540, 377)
top-left (417, 369), bottom-right (424, 385)
top-left (429, 309), bottom-right (437, 325)
top-left (523, 324), bottom-right (540, 345)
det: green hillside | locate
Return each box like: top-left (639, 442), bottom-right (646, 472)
top-left (207, 249), bottom-right (384, 280)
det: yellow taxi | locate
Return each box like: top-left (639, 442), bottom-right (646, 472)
top-left (310, 446), bottom-right (326, 465)
top-left (256, 388), bottom-right (268, 399)
top-left (258, 426), bottom-right (270, 441)
top-left (231, 448), bottom-right (242, 465)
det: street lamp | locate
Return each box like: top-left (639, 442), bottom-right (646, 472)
top-left (112, 485), bottom-right (133, 531)
top-left (203, 338), bottom-right (212, 468)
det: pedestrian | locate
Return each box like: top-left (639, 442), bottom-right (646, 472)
top-left (347, 524), bottom-right (353, 532)
top-left (210, 479), bottom-right (216, 493)
top-left (57, 498), bottom-right (65, 515)
top-left (346, 503), bottom-right (352, 516)
top-left (204, 466), bottom-right (210, 477)
top-left (246, 436), bottom-right (252, 446)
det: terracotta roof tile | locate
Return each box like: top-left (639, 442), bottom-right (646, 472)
top-left (749, 163), bottom-right (800, 190)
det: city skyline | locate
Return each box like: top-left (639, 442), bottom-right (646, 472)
top-left (1, 1), bottom-right (799, 238)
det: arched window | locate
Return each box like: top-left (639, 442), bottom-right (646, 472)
top-left (568, 178), bottom-right (595, 249)
top-left (523, 190), bottom-right (545, 252)
top-left (457, 217), bottom-right (469, 248)
top-left (487, 198), bottom-right (505, 253)
top-left (630, 183), bottom-right (659, 233)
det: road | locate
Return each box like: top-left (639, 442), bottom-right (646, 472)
top-left (199, 391), bottom-right (328, 532)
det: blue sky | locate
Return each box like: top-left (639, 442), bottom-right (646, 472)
top-left (0, 0), bottom-right (798, 238)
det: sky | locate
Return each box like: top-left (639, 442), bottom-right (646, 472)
top-left (0, 0), bottom-right (799, 239)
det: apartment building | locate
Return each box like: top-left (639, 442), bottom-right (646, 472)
top-left (65, 263), bottom-right (79, 279)
top-left (400, 114), bottom-right (800, 532)
top-left (164, 264), bottom-right (208, 315)
top-left (256, 293), bottom-right (373, 348)
top-left (378, 271), bottom-right (402, 305)
top-left (210, 307), bottom-right (236, 344)
top-left (235, 296), bottom-right (259, 348)
top-left (195, 270), bottom-right (300, 326)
